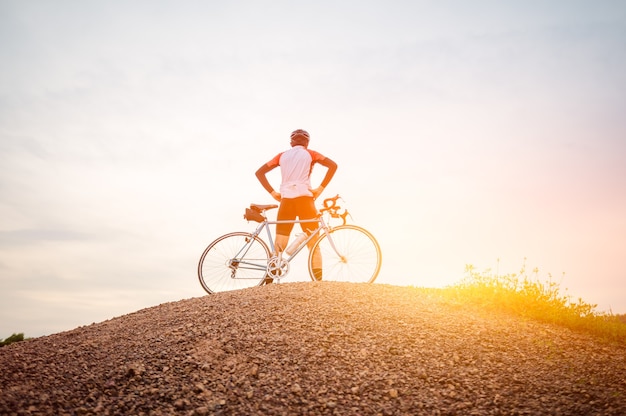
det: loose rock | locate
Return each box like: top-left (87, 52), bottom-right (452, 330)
top-left (1, 282), bottom-right (624, 415)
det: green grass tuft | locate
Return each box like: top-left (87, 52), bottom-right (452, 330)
top-left (0, 333), bottom-right (25, 347)
top-left (437, 262), bottom-right (626, 344)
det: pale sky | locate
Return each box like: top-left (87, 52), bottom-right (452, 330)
top-left (1, 1), bottom-right (625, 338)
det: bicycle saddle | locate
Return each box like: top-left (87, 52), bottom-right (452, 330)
top-left (250, 203), bottom-right (278, 211)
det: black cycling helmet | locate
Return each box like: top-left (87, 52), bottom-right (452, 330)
top-left (290, 129), bottom-right (310, 146)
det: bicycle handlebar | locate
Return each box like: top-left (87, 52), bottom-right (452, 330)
top-left (321, 194), bottom-right (340, 210)
top-left (320, 194), bottom-right (349, 225)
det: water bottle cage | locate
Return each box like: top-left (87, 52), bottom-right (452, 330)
top-left (285, 233), bottom-right (308, 255)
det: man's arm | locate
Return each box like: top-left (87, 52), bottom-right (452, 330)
top-left (255, 163), bottom-right (281, 201)
top-left (311, 157), bottom-right (338, 199)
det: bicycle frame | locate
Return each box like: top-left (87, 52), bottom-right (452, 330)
top-left (230, 214), bottom-right (341, 280)
top-left (198, 194), bottom-right (381, 293)
top-left (253, 216), bottom-right (329, 261)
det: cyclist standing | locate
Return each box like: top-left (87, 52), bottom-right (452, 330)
top-left (255, 129), bottom-right (338, 281)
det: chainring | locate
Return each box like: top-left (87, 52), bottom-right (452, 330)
top-left (266, 255), bottom-right (290, 280)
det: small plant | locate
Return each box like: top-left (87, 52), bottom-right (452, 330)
top-left (0, 333), bottom-right (25, 347)
top-left (439, 260), bottom-right (626, 344)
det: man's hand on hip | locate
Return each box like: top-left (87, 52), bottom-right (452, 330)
top-left (311, 186), bottom-right (325, 200)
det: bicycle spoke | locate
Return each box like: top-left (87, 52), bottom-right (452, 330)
top-left (309, 225), bottom-right (381, 283)
top-left (198, 232), bottom-right (270, 293)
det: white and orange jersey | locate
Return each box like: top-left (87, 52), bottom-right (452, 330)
top-left (265, 145), bottom-right (327, 199)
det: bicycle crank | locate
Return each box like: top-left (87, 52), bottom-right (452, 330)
top-left (266, 255), bottom-right (290, 280)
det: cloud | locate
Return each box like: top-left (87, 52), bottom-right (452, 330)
top-left (1, 1), bottom-right (625, 339)
top-left (0, 228), bottom-right (92, 247)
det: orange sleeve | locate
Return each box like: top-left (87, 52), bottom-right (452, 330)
top-left (266, 152), bottom-right (283, 168)
top-left (308, 149), bottom-right (326, 163)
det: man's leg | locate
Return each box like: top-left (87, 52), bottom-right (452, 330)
top-left (307, 238), bottom-right (323, 281)
top-left (265, 199), bottom-right (294, 285)
top-left (267, 197), bottom-right (323, 282)
top-left (299, 197), bottom-right (323, 280)
top-left (275, 199), bottom-right (295, 253)
top-left (263, 233), bottom-right (289, 285)
top-left (275, 234), bottom-right (289, 254)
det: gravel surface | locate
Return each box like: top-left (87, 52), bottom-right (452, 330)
top-left (1, 281), bottom-right (625, 415)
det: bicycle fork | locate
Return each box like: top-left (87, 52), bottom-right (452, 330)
top-left (323, 227), bottom-right (348, 263)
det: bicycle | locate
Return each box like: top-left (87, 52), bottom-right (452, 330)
top-left (197, 195), bottom-right (382, 294)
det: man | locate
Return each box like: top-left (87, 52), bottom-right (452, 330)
top-left (255, 129), bottom-right (338, 281)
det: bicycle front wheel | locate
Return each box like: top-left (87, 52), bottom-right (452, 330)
top-left (308, 225), bottom-right (382, 283)
top-left (198, 232), bottom-right (270, 294)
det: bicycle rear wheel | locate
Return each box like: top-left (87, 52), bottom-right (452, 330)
top-left (308, 225), bottom-right (381, 283)
top-left (198, 232), bottom-right (270, 294)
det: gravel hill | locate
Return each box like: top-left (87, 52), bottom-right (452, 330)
top-left (1, 281), bottom-right (625, 415)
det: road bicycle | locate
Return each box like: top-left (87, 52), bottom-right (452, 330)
top-left (197, 195), bottom-right (382, 294)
